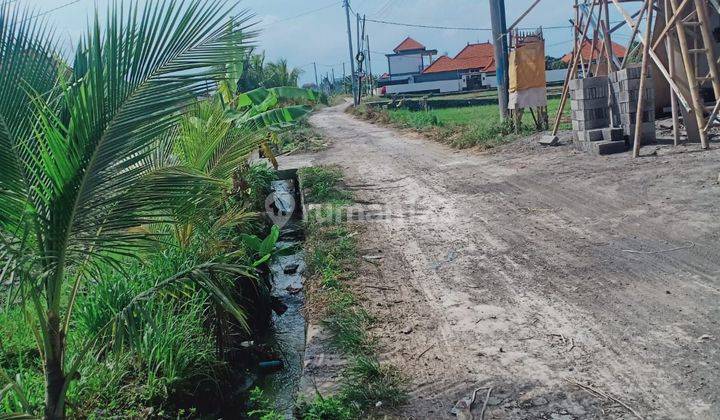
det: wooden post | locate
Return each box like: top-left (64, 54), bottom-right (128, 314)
top-left (694, 0), bottom-right (720, 101)
top-left (632, 0), bottom-right (654, 158)
top-left (664, 0), bottom-right (680, 145)
top-left (575, 1), bottom-right (588, 77)
top-left (551, 0), bottom-right (597, 136)
top-left (611, 0), bottom-right (691, 112)
top-left (602, 0), bottom-right (615, 73)
top-left (669, 0), bottom-right (710, 148)
top-left (620, 5), bottom-right (647, 69)
top-left (589, 9), bottom-right (600, 76)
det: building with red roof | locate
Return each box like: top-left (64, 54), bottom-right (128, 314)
top-left (560, 39), bottom-right (627, 65)
top-left (384, 37), bottom-right (437, 79)
top-left (378, 38), bottom-right (501, 95)
top-left (393, 37), bottom-right (427, 53)
top-left (422, 42), bottom-right (496, 75)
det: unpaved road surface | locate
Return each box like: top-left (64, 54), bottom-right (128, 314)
top-left (292, 103), bottom-right (720, 419)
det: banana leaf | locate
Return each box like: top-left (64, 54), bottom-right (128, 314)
top-left (236, 86), bottom-right (324, 109)
top-left (237, 105), bottom-right (312, 131)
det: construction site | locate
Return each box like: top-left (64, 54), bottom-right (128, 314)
top-left (538, 0), bottom-right (720, 158)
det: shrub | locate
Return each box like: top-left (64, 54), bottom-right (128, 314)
top-left (299, 395), bottom-right (356, 420)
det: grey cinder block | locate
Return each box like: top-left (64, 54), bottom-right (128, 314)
top-left (577, 128), bottom-right (606, 142)
top-left (575, 139), bottom-right (629, 155)
top-left (602, 127), bottom-right (624, 141)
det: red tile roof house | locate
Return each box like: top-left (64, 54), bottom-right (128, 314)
top-left (378, 38), bottom-right (499, 95)
top-left (560, 39), bottom-right (627, 73)
top-left (377, 37), bottom-right (437, 93)
top-left (421, 42), bottom-right (498, 90)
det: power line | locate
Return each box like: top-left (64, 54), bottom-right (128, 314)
top-left (373, 0), bottom-right (393, 17)
top-left (366, 17), bottom-right (489, 31)
top-left (24, 0), bottom-right (82, 21)
top-left (258, 1), bottom-right (340, 29)
top-left (364, 17), bottom-right (622, 32)
top-left (546, 39), bottom-right (575, 48)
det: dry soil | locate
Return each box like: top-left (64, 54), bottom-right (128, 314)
top-left (285, 103), bottom-right (720, 419)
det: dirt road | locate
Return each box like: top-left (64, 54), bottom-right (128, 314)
top-left (292, 103), bottom-right (720, 419)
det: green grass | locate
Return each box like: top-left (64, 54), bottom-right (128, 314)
top-left (1, 165), bottom-right (278, 418)
top-left (358, 97), bottom-right (571, 149)
top-left (247, 387), bottom-right (284, 420)
top-left (298, 166), bottom-right (352, 205)
top-left (298, 166), bottom-right (407, 419)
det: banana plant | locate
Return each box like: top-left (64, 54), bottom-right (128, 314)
top-left (0, 2), bottom-right (256, 418)
top-left (240, 225), bottom-right (296, 268)
top-left (225, 86), bottom-right (326, 131)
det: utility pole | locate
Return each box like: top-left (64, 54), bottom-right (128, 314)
top-left (489, 0), bottom-right (509, 121)
top-left (331, 68), bottom-right (335, 92)
top-left (342, 62), bottom-right (347, 94)
top-left (366, 34), bottom-right (373, 96)
top-left (343, 0), bottom-right (358, 105)
top-left (356, 12), bottom-right (362, 103)
top-left (313, 62), bottom-right (319, 88)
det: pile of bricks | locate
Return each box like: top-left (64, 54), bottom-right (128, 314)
top-left (569, 76), bottom-right (627, 155)
top-left (609, 66), bottom-right (656, 144)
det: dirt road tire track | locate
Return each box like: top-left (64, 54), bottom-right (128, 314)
top-left (292, 103), bottom-right (720, 419)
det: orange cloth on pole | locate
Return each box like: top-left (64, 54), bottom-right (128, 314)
top-left (509, 41), bottom-right (546, 93)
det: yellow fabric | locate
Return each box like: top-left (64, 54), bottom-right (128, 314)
top-left (509, 41), bottom-right (546, 93)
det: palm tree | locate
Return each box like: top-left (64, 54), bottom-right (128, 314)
top-left (264, 58), bottom-right (303, 87)
top-left (0, 1), bottom-right (256, 418)
top-left (237, 49), bottom-right (267, 91)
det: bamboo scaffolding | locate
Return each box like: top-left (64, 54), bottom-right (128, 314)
top-left (669, 0), bottom-right (710, 148)
top-left (550, 0), bottom-right (599, 136)
top-left (611, 0), bottom-right (692, 111)
top-left (664, 0), bottom-right (681, 145)
top-left (694, 0), bottom-right (720, 100)
top-left (620, 5), bottom-right (647, 68)
top-left (632, 0), bottom-right (654, 157)
top-left (651, 0), bottom-right (692, 51)
top-left (544, 0), bottom-right (718, 154)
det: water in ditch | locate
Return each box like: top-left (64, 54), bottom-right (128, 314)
top-left (254, 175), bottom-right (307, 418)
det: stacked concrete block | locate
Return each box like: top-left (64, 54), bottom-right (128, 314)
top-left (569, 76), bottom-right (610, 132)
top-left (609, 66), bottom-right (656, 144)
top-left (569, 76), bottom-right (628, 155)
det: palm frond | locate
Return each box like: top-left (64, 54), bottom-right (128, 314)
top-left (0, 4), bottom-right (61, 230)
top-left (178, 99), bottom-right (266, 182)
top-left (18, 1), bottom-right (256, 280)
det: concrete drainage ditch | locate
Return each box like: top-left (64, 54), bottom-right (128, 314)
top-left (254, 169), bottom-right (307, 417)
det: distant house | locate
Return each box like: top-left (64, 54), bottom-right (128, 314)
top-left (378, 39), bottom-right (498, 95)
top-left (560, 39), bottom-right (627, 69)
top-left (378, 37), bottom-right (438, 93)
top-left (419, 42), bottom-right (497, 90)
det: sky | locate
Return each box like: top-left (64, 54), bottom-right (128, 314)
top-left (19, 0), bottom-right (643, 86)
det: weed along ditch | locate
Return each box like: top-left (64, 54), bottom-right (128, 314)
top-left (236, 165), bottom-right (408, 418)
